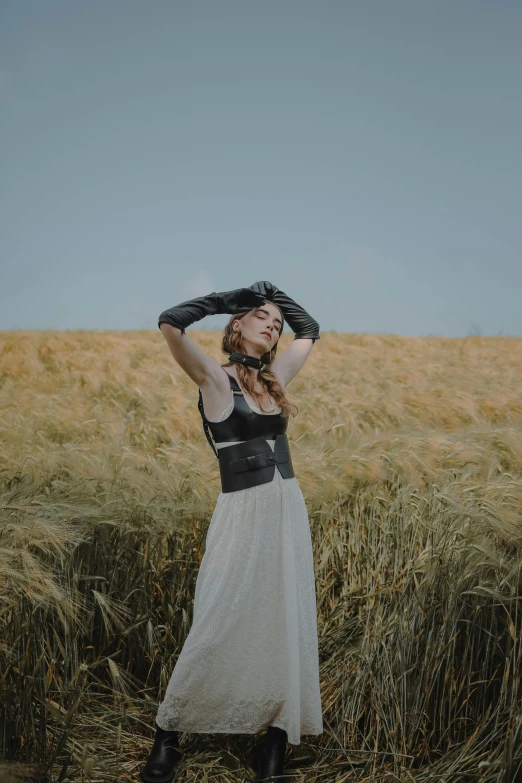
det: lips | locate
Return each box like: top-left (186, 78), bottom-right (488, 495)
top-left (261, 332), bottom-right (271, 340)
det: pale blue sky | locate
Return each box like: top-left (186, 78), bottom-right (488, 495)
top-left (1, 1), bottom-right (521, 337)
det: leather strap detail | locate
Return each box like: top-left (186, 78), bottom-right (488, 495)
top-left (231, 450), bottom-right (289, 473)
top-left (218, 434), bottom-right (294, 493)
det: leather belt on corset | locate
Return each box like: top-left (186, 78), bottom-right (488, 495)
top-left (218, 433), bottom-right (295, 493)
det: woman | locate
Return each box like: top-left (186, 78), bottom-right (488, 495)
top-left (139, 281), bottom-right (323, 782)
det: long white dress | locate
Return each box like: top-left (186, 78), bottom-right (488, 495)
top-left (155, 394), bottom-right (323, 747)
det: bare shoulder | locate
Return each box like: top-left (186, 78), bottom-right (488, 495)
top-left (270, 338), bottom-right (315, 387)
top-left (198, 363), bottom-right (235, 422)
top-left (199, 362), bottom-right (232, 394)
top-left (268, 367), bottom-right (285, 390)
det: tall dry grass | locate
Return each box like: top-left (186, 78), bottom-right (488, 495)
top-left (1, 329), bottom-right (522, 782)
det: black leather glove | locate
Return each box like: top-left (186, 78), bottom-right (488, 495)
top-left (248, 281), bottom-right (320, 342)
top-left (158, 288), bottom-right (266, 334)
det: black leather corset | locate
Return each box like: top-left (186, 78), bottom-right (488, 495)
top-left (198, 371), bottom-right (288, 458)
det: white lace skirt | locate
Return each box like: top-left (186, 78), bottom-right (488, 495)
top-left (155, 438), bottom-right (323, 746)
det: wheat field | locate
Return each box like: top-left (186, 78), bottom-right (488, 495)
top-left (2, 329), bottom-right (522, 783)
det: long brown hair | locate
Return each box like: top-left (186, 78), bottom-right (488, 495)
top-left (220, 311), bottom-right (298, 419)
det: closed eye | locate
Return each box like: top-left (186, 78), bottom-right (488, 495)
top-left (257, 313), bottom-right (280, 334)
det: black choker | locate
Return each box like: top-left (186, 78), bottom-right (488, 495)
top-left (228, 351), bottom-right (265, 370)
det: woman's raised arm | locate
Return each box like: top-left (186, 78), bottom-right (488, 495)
top-left (158, 288), bottom-right (266, 386)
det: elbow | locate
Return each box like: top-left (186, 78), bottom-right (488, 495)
top-left (158, 314), bottom-right (185, 335)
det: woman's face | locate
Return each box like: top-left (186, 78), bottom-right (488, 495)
top-left (234, 302), bottom-right (283, 354)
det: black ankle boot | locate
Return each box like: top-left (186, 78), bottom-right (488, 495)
top-left (251, 725), bottom-right (288, 781)
top-left (139, 722), bottom-right (183, 783)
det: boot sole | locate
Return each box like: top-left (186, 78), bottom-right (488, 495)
top-left (139, 767), bottom-right (179, 783)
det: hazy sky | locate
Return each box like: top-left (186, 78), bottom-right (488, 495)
top-left (1, 1), bottom-right (521, 337)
